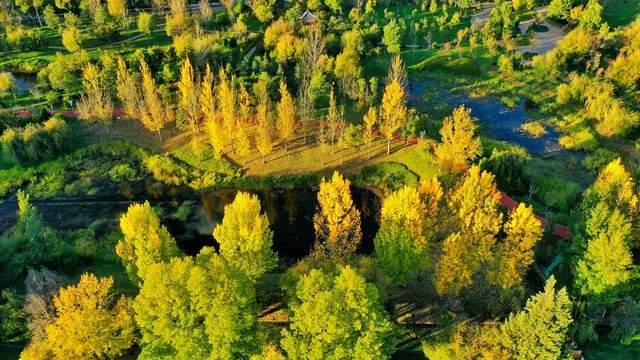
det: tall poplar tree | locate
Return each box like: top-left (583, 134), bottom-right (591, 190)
top-left (139, 58), bottom-right (167, 140)
top-left (379, 78), bottom-right (406, 155)
top-left (217, 68), bottom-right (237, 151)
top-left (276, 80), bottom-right (296, 153)
top-left (200, 64), bottom-right (225, 158)
top-left (363, 106), bottom-right (378, 159)
top-left (178, 57), bottom-right (201, 135)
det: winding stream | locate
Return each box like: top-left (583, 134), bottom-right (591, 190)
top-left (409, 78), bottom-right (564, 156)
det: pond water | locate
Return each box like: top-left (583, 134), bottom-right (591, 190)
top-left (0, 187), bottom-right (381, 263)
top-left (12, 73), bottom-right (37, 95)
top-left (409, 78), bottom-right (563, 156)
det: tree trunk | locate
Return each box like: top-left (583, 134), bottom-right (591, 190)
top-left (368, 141), bottom-right (371, 159)
top-left (157, 130), bottom-right (163, 142)
top-left (387, 139), bottom-right (390, 155)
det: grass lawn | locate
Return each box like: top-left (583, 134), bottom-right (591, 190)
top-left (583, 339), bottom-right (640, 359)
top-left (604, 0), bottom-right (640, 27)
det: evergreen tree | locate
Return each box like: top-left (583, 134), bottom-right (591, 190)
top-left (116, 202), bottom-right (182, 284)
top-left (496, 276), bottom-right (573, 359)
top-left (281, 266), bottom-right (396, 359)
top-left (313, 172), bottom-right (362, 260)
top-left (213, 192), bottom-right (278, 282)
top-left (574, 202), bottom-right (634, 299)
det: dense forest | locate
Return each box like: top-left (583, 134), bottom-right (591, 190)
top-left (1, 0), bottom-right (640, 358)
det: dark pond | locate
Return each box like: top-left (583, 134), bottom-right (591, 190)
top-left (12, 73), bottom-right (37, 95)
top-left (409, 78), bottom-right (564, 156)
top-left (0, 187), bottom-right (381, 263)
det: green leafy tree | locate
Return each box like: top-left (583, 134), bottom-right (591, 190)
top-left (61, 26), bottom-right (81, 52)
top-left (579, 0), bottom-right (603, 29)
top-left (374, 186), bottom-right (427, 285)
top-left (116, 202), bottom-right (182, 284)
top-left (382, 19), bottom-right (403, 54)
top-left (547, 0), bottom-right (573, 22)
top-left (134, 249), bottom-right (257, 359)
top-left (213, 192), bottom-right (278, 282)
top-left (496, 276), bottom-right (573, 359)
top-left (138, 12), bottom-right (154, 34)
top-left (313, 172), bottom-right (362, 260)
top-left (281, 266), bottom-right (396, 359)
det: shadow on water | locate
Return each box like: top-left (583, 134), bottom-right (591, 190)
top-left (408, 78), bottom-right (566, 156)
top-left (170, 188), bottom-right (380, 263)
top-left (0, 187), bottom-right (381, 264)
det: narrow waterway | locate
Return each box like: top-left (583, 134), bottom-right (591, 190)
top-left (0, 187), bottom-right (381, 263)
top-left (409, 78), bottom-right (564, 156)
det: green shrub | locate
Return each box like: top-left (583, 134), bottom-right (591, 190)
top-left (0, 116), bottom-right (70, 165)
top-left (5, 25), bottom-right (43, 50)
top-left (520, 121), bottom-right (547, 138)
top-left (144, 154), bottom-right (191, 186)
top-left (480, 148), bottom-right (531, 195)
top-left (559, 127), bottom-right (598, 151)
top-left (582, 148), bottom-right (617, 172)
top-left (353, 162), bottom-right (419, 193)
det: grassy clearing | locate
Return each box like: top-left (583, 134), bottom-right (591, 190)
top-left (583, 339), bottom-right (640, 360)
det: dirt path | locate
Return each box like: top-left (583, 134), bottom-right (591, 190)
top-left (517, 20), bottom-right (566, 55)
top-left (471, 4), bottom-right (566, 56)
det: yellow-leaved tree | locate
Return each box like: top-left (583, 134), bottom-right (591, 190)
top-left (489, 203), bottom-right (543, 289)
top-left (116, 201), bottom-right (182, 284)
top-left (276, 80), bottom-right (296, 152)
top-left (200, 64), bottom-right (225, 159)
top-left (374, 186), bottom-right (427, 284)
top-left (363, 106), bottom-right (378, 159)
top-left (379, 77), bottom-right (406, 155)
top-left (77, 63), bottom-right (113, 123)
top-left (20, 274), bottom-right (135, 360)
top-left (213, 192), bottom-right (277, 281)
top-left (217, 67), bottom-right (237, 151)
top-left (434, 105), bottom-right (481, 175)
top-left (139, 58), bottom-right (168, 140)
top-left (178, 57), bottom-right (201, 134)
top-left (435, 166), bottom-right (502, 295)
top-left (313, 172), bottom-right (362, 260)
top-left (115, 56), bottom-right (142, 121)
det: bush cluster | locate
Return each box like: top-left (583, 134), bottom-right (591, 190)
top-left (0, 116), bottom-right (70, 165)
